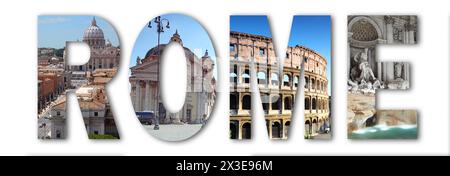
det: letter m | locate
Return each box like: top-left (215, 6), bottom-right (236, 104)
top-left (229, 15), bottom-right (331, 140)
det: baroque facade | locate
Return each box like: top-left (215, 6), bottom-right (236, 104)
top-left (129, 31), bottom-right (216, 125)
top-left (347, 15), bottom-right (418, 138)
top-left (229, 31), bottom-right (330, 140)
top-left (348, 16), bottom-right (415, 93)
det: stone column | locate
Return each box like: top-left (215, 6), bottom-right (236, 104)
top-left (347, 42), bottom-right (351, 76)
top-left (135, 81), bottom-right (141, 111)
top-left (405, 64), bottom-right (409, 81)
top-left (151, 82), bottom-right (159, 113)
top-left (403, 30), bottom-right (407, 44)
top-left (237, 65), bottom-right (242, 85)
top-left (238, 93), bottom-right (242, 112)
top-left (238, 121), bottom-right (243, 140)
top-left (377, 62), bottom-right (382, 81)
top-left (409, 29), bottom-right (415, 44)
top-left (268, 120), bottom-right (273, 140)
top-left (268, 95), bottom-right (272, 114)
top-left (384, 16), bottom-right (395, 43)
top-left (386, 62), bottom-right (394, 81)
top-left (131, 81), bottom-right (136, 110)
top-left (144, 80), bottom-right (150, 111)
top-left (149, 82), bottom-right (154, 111)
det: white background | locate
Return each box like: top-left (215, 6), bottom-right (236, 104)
top-left (0, 0), bottom-right (448, 155)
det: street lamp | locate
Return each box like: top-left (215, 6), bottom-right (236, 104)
top-left (148, 16), bottom-right (170, 130)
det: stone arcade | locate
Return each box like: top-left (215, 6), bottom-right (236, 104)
top-left (229, 31), bottom-right (330, 139)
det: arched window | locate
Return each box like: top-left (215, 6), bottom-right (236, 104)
top-left (271, 95), bottom-right (281, 110)
top-left (312, 98), bottom-right (317, 110)
top-left (316, 80), bottom-right (320, 91)
top-left (230, 65), bottom-right (237, 83)
top-left (261, 94), bottom-right (270, 112)
top-left (311, 79), bottom-right (315, 89)
top-left (243, 69), bottom-right (250, 84)
top-left (283, 74), bottom-right (290, 86)
top-left (242, 95), bottom-right (251, 110)
top-left (284, 96), bottom-right (292, 110)
top-left (294, 76), bottom-right (299, 87)
top-left (242, 122), bottom-right (251, 139)
top-left (305, 98), bottom-right (310, 110)
top-left (257, 71), bottom-right (266, 84)
top-left (230, 121), bottom-right (238, 139)
top-left (230, 72), bottom-right (237, 83)
top-left (305, 77), bottom-right (309, 89)
top-left (230, 93), bottom-right (238, 110)
top-left (272, 122), bottom-right (282, 138)
top-left (318, 99), bottom-right (322, 110)
top-left (271, 73), bottom-right (279, 86)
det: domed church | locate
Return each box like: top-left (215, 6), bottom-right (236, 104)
top-left (129, 30), bottom-right (216, 124)
top-left (68, 18), bottom-right (120, 72)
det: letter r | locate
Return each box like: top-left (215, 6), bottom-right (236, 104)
top-left (37, 15), bottom-right (121, 139)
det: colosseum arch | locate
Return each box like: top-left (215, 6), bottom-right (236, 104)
top-left (304, 76), bottom-right (310, 89)
top-left (271, 121), bottom-right (282, 139)
top-left (305, 119), bottom-right (312, 136)
top-left (271, 72), bottom-right (279, 86)
top-left (230, 65), bottom-right (238, 83)
top-left (241, 122), bottom-right (251, 139)
top-left (305, 97), bottom-right (311, 110)
top-left (284, 121), bottom-right (290, 138)
top-left (242, 94), bottom-right (251, 110)
top-left (312, 118), bottom-right (318, 134)
top-left (317, 80), bottom-right (321, 91)
top-left (257, 71), bottom-right (267, 84)
top-left (230, 120), bottom-right (239, 139)
top-left (261, 93), bottom-right (270, 113)
top-left (242, 67), bottom-right (250, 84)
top-left (271, 94), bottom-right (281, 112)
top-left (312, 98), bottom-right (317, 110)
top-left (284, 95), bottom-right (292, 110)
top-left (283, 74), bottom-right (291, 87)
top-left (230, 93), bottom-right (238, 111)
top-left (294, 75), bottom-right (299, 88)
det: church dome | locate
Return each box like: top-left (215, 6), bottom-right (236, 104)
top-left (144, 44), bottom-right (167, 58)
top-left (83, 18), bottom-right (105, 40)
top-left (143, 30), bottom-right (184, 58)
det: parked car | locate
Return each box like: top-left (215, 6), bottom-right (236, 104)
top-left (135, 111), bottom-right (155, 125)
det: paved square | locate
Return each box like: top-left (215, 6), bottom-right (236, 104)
top-left (144, 124), bottom-right (203, 141)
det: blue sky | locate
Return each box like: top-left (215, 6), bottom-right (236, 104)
top-left (230, 15), bottom-right (331, 95)
top-left (129, 14), bottom-right (216, 68)
top-left (38, 16), bottom-right (119, 48)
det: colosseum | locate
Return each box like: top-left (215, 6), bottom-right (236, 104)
top-left (229, 31), bottom-right (330, 140)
